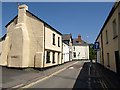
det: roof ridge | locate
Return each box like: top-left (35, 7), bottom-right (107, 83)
top-left (5, 10), bottom-right (62, 35)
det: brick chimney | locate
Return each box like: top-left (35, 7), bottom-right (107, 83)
top-left (18, 4), bottom-right (28, 24)
top-left (78, 34), bottom-right (81, 42)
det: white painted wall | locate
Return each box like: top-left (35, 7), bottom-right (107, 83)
top-left (44, 26), bottom-right (62, 66)
top-left (45, 26), bottom-right (62, 52)
top-left (72, 45), bottom-right (89, 60)
top-left (97, 50), bottom-right (100, 63)
top-left (63, 43), bottom-right (69, 62)
top-left (0, 41), bottom-right (2, 60)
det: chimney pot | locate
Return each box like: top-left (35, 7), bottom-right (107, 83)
top-left (17, 4), bottom-right (28, 24)
top-left (78, 34), bottom-right (81, 42)
top-left (18, 4), bottom-right (28, 11)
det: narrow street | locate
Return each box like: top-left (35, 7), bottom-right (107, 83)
top-left (27, 61), bottom-right (83, 88)
top-left (1, 2), bottom-right (120, 90)
top-left (23, 61), bottom-right (104, 89)
top-left (2, 61), bottom-right (120, 89)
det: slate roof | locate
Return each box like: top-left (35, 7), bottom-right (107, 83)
top-left (62, 34), bottom-right (72, 41)
top-left (62, 34), bottom-right (73, 45)
top-left (73, 38), bottom-right (89, 46)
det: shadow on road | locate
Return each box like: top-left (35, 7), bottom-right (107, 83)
top-left (73, 62), bottom-right (120, 89)
top-left (73, 62), bottom-right (102, 89)
top-left (73, 62), bottom-right (90, 89)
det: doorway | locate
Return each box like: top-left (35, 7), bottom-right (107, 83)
top-left (115, 51), bottom-right (120, 76)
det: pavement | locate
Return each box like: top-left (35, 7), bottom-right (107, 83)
top-left (73, 62), bottom-right (120, 89)
top-left (95, 63), bottom-right (120, 89)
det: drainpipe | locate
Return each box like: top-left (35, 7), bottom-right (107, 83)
top-left (43, 23), bottom-right (45, 68)
top-left (101, 32), bottom-right (104, 65)
top-left (118, 12), bottom-right (120, 76)
top-left (61, 39), bottom-right (63, 64)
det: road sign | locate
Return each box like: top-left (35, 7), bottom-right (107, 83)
top-left (94, 42), bottom-right (100, 50)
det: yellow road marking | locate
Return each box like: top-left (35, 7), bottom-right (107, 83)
top-left (99, 79), bottom-right (107, 89)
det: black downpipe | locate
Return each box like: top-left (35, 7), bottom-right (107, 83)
top-left (43, 23), bottom-right (45, 68)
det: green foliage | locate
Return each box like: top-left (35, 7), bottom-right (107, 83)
top-left (89, 44), bottom-right (96, 60)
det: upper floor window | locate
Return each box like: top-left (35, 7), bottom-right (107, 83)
top-left (64, 40), bottom-right (69, 45)
top-left (73, 47), bottom-right (75, 51)
top-left (73, 52), bottom-right (76, 58)
top-left (106, 30), bottom-right (108, 44)
top-left (58, 37), bottom-right (60, 47)
top-left (53, 34), bottom-right (55, 45)
top-left (76, 41), bottom-right (79, 43)
top-left (112, 19), bottom-right (118, 39)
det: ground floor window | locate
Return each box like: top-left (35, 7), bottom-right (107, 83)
top-left (115, 51), bottom-right (120, 75)
top-left (52, 52), bottom-right (55, 63)
top-left (107, 53), bottom-right (110, 67)
top-left (46, 51), bottom-right (51, 63)
top-left (58, 52), bottom-right (60, 63)
top-left (73, 52), bottom-right (76, 58)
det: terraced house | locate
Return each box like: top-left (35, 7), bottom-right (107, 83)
top-left (96, 2), bottom-right (120, 76)
top-left (72, 35), bottom-right (89, 60)
top-left (0, 4), bottom-right (63, 68)
top-left (62, 34), bottom-right (73, 62)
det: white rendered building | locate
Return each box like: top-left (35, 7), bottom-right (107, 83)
top-left (72, 35), bottom-right (89, 60)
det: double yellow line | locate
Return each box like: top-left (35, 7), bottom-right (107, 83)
top-left (99, 79), bottom-right (108, 89)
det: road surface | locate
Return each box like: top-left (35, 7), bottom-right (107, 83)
top-left (25, 61), bottom-right (104, 89)
top-left (27, 61), bottom-right (84, 88)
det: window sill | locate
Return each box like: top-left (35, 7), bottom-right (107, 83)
top-left (46, 61), bottom-right (51, 63)
top-left (113, 35), bottom-right (118, 39)
top-left (52, 62), bottom-right (56, 64)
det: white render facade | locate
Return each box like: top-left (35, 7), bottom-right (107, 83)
top-left (0, 4), bottom-right (63, 68)
top-left (44, 25), bottom-right (63, 67)
top-left (72, 35), bottom-right (89, 60)
top-left (72, 45), bottom-right (89, 60)
top-left (62, 42), bottom-right (69, 62)
top-left (62, 34), bottom-right (73, 62)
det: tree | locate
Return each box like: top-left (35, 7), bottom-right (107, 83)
top-left (89, 44), bottom-right (96, 60)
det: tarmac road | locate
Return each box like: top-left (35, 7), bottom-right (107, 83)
top-left (28, 61), bottom-right (84, 88)
top-left (3, 61), bottom-right (115, 89)
top-left (27, 61), bottom-right (104, 89)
